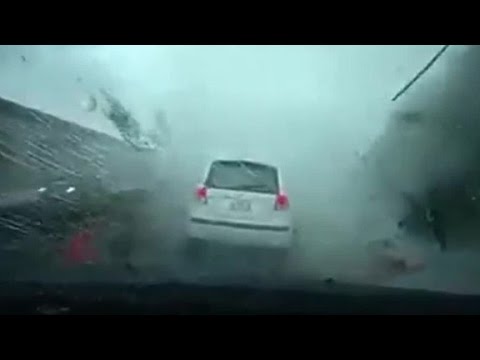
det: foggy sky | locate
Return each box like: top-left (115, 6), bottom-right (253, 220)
top-left (0, 44), bottom-right (460, 228)
top-left (0, 46), bottom-right (459, 174)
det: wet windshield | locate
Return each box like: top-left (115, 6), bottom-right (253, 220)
top-left (1, 45), bottom-right (479, 297)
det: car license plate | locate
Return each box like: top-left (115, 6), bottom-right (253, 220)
top-left (229, 199), bottom-right (251, 212)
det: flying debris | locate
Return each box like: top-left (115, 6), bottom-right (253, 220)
top-left (367, 238), bottom-right (425, 273)
top-left (81, 95), bottom-right (97, 113)
top-left (148, 109), bottom-right (171, 148)
top-left (391, 45), bottom-right (450, 102)
top-left (99, 89), bottom-right (166, 152)
top-left (393, 110), bottom-right (423, 124)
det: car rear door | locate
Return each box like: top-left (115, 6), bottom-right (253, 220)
top-left (200, 160), bottom-right (283, 225)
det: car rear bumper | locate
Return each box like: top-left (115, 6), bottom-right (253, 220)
top-left (186, 217), bottom-right (293, 249)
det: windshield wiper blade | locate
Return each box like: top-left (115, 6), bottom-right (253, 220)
top-left (234, 184), bottom-right (271, 191)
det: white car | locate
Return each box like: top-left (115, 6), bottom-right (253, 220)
top-left (185, 159), bottom-right (294, 256)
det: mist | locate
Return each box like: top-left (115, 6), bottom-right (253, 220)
top-left (1, 45), bottom-right (476, 289)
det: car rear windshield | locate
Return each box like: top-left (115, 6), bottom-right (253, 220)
top-left (205, 161), bottom-right (279, 194)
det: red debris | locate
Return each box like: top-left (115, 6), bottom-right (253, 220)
top-left (64, 228), bottom-right (99, 266)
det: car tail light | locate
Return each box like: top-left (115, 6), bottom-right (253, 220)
top-left (275, 192), bottom-right (289, 210)
top-left (196, 185), bottom-right (208, 203)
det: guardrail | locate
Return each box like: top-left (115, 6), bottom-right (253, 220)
top-left (0, 96), bottom-right (163, 194)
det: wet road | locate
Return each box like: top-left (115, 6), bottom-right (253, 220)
top-left (3, 171), bottom-right (480, 296)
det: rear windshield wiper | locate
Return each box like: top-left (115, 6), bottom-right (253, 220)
top-left (231, 184), bottom-right (273, 192)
